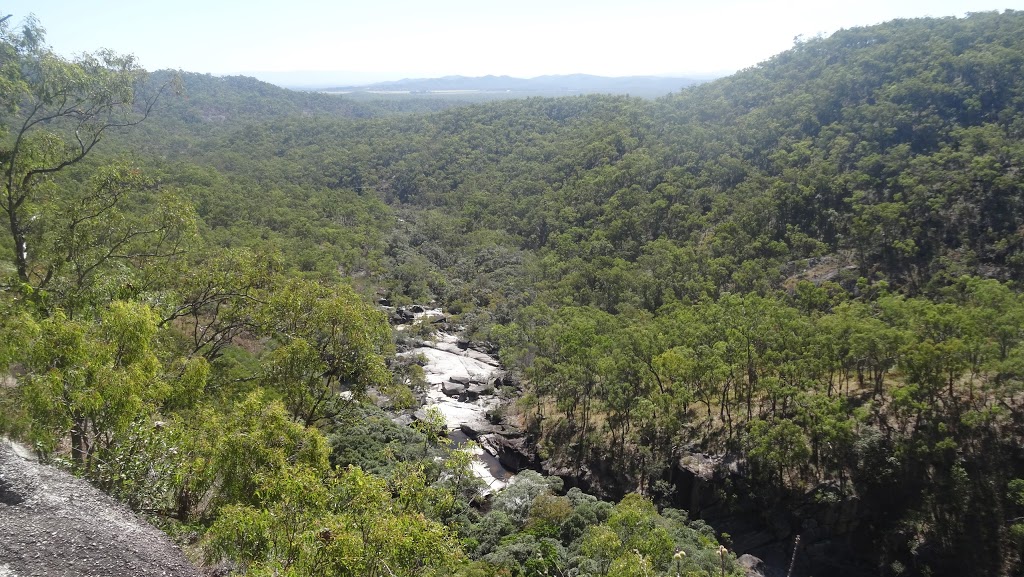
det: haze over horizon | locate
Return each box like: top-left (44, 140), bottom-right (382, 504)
top-left (246, 70), bottom-right (728, 91)
top-left (6, 0), bottom-right (1024, 87)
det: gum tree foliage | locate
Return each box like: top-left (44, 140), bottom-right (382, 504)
top-left (205, 463), bottom-right (462, 577)
top-left (473, 486), bottom-right (739, 577)
top-left (0, 15), bottom-right (185, 302)
top-left (258, 278), bottom-right (394, 425)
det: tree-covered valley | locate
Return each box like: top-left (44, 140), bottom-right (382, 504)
top-left (3, 9), bottom-right (1024, 577)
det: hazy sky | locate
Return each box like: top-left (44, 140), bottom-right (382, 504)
top-left (6, 0), bottom-right (1023, 84)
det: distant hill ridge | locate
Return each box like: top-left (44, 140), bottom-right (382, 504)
top-left (325, 73), bottom-right (706, 96)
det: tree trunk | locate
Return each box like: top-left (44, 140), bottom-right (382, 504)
top-left (8, 207), bottom-right (28, 283)
top-left (70, 415), bottom-right (87, 466)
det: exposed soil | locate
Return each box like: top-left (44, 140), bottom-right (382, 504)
top-left (0, 439), bottom-right (199, 577)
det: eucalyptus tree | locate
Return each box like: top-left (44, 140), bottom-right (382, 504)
top-left (0, 15), bottom-right (182, 304)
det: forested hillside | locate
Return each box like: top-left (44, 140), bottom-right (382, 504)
top-left (3, 9), bottom-right (1024, 577)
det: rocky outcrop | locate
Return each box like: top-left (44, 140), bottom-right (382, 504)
top-left (442, 380), bottom-right (467, 396)
top-left (737, 553), bottom-right (769, 577)
top-left (459, 421), bottom-right (522, 439)
top-left (478, 434), bottom-right (537, 472)
top-left (675, 452), bottom-right (743, 520)
top-left (0, 439), bottom-right (199, 577)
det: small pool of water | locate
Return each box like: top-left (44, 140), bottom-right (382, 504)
top-left (449, 430), bottom-right (514, 482)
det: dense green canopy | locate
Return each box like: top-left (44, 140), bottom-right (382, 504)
top-left (3, 9), bottom-right (1024, 577)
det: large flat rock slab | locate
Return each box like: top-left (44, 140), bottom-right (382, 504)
top-left (408, 345), bottom-right (497, 384)
top-left (0, 439), bottom-right (199, 577)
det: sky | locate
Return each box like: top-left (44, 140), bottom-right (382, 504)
top-left (5, 0), bottom-right (1024, 86)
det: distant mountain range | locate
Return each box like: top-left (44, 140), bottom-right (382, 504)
top-left (319, 74), bottom-right (709, 97)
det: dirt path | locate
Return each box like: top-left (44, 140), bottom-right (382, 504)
top-left (0, 439), bottom-right (199, 577)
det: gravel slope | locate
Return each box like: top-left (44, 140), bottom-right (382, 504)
top-left (0, 439), bottom-right (199, 577)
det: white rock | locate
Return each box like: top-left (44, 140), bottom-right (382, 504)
top-left (396, 325), bottom-right (518, 494)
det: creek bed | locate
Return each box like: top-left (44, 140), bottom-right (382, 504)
top-left (395, 310), bottom-right (516, 493)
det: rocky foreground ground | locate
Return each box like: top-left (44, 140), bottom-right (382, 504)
top-left (0, 439), bottom-right (199, 577)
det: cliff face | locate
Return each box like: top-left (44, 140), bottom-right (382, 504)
top-left (0, 439), bottom-right (199, 577)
